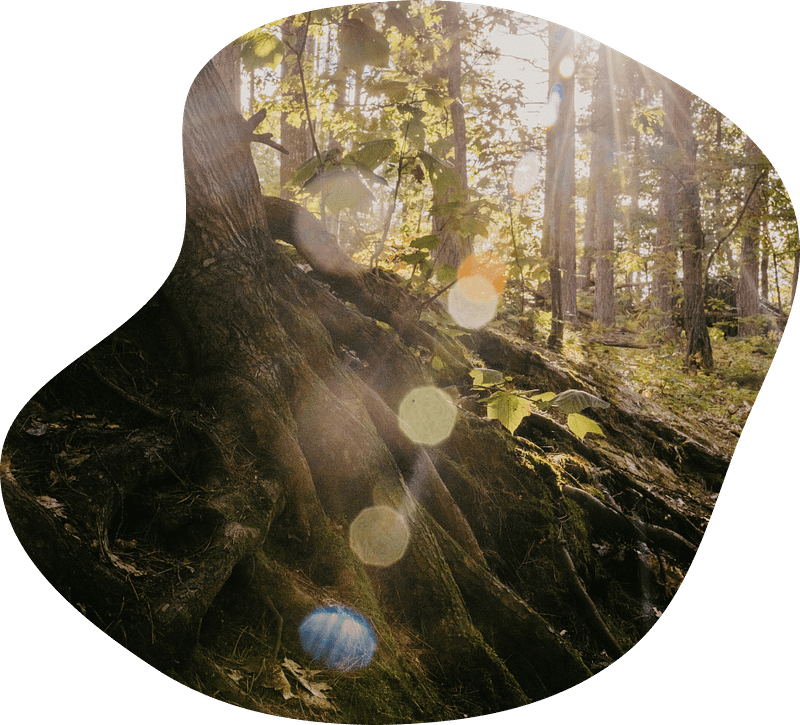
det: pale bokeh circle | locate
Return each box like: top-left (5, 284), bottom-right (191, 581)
top-left (447, 279), bottom-right (499, 329)
top-left (398, 385), bottom-right (458, 445)
top-left (349, 505), bottom-right (411, 567)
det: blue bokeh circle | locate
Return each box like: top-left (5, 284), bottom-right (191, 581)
top-left (299, 605), bottom-right (376, 671)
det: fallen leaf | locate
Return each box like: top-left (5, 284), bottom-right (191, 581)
top-left (262, 661), bottom-right (294, 700)
top-left (282, 658), bottom-right (329, 699)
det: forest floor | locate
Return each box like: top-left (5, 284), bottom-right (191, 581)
top-left (528, 315), bottom-right (764, 457)
top-left (1, 291), bottom-right (778, 723)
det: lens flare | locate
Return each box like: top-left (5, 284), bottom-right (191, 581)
top-left (398, 386), bottom-right (457, 446)
top-left (559, 54), bottom-right (575, 78)
top-left (448, 281), bottom-right (499, 328)
top-left (349, 505), bottom-right (410, 566)
top-left (299, 605), bottom-right (376, 671)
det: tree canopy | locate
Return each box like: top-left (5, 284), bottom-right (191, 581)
top-left (229, 2), bottom-right (796, 352)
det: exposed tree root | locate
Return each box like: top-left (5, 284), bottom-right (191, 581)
top-left (561, 484), bottom-right (697, 565)
top-left (554, 543), bottom-right (625, 660)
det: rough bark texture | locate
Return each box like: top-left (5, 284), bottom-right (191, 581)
top-left (654, 78), bottom-right (680, 332)
top-left (738, 136), bottom-right (765, 337)
top-left (431, 1), bottom-right (473, 270)
top-left (668, 80), bottom-right (713, 369)
top-left (592, 46), bottom-right (615, 327)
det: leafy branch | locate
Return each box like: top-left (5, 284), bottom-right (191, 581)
top-left (469, 368), bottom-right (609, 440)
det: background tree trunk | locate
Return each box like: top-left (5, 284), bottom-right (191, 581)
top-left (557, 29), bottom-right (578, 323)
top-left (654, 77), bottom-right (680, 332)
top-left (432, 1), bottom-right (473, 270)
top-left (669, 81), bottom-right (713, 369)
top-left (592, 45), bottom-right (616, 326)
top-left (279, 17), bottom-right (312, 199)
top-left (738, 136), bottom-right (765, 337)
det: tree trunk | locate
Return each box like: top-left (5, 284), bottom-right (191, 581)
top-left (165, 57), bottom-right (588, 709)
top-left (592, 45), bottom-right (615, 327)
top-left (738, 136), bottom-right (765, 337)
top-left (653, 78), bottom-right (679, 332)
top-left (578, 153), bottom-right (597, 292)
top-left (549, 25), bottom-right (577, 324)
top-left (279, 17), bottom-right (312, 199)
top-left (669, 81), bottom-right (713, 369)
top-left (211, 42), bottom-right (242, 111)
top-left (431, 1), bottom-right (472, 270)
top-left (2, 43), bottom-right (724, 724)
top-left (544, 23), bottom-right (577, 348)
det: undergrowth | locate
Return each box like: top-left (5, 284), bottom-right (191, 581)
top-left (506, 306), bottom-right (778, 453)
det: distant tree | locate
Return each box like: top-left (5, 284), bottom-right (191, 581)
top-left (668, 80), bottom-right (713, 369)
top-left (279, 16), bottom-right (312, 199)
top-left (591, 45), bottom-right (615, 326)
top-left (555, 26), bottom-right (577, 324)
top-left (653, 76), bottom-right (680, 332)
top-left (431, 1), bottom-right (472, 269)
top-left (738, 136), bottom-right (766, 336)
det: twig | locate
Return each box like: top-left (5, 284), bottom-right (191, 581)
top-left (371, 103), bottom-right (416, 268)
top-left (293, 13), bottom-right (323, 166)
top-left (704, 167), bottom-right (768, 285)
top-left (242, 108), bottom-right (288, 153)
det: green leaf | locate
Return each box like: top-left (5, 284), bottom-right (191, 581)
top-left (457, 215), bottom-right (489, 238)
top-left (347, 138), bottom-right (396, 170)
top-left (353, 164), bottom-right (389, 187)
top-left (417, 150), bottom-right (461, 197)
top-left (385, 3), bottom-right (417, 35)
top-left (291, 155), bottom-right (323, 188)
top-left (424, 89), bottom-right (444, 108)
top-left (469, 368), bottom-right (506, 388)
top-left (399, 250), bottom-right (429, 265)
top-left (306, 169), bottom-right (375, 215)
top-left (409, 234), bottom-right (441, 250)
top-left (435, 264), bottom-right (457, 285)
top-left (530, 391), bottom-right (557, 406)
top-left (486, 391), bottom-right (533, 434)
top-left (567, 413), bottom-right (605, 441)
top-left (340, 18), bottom-right (390, 71)
top-left (240, 32), bottom-right (285, 72)
top-left (405, 115), bottom-right (427, 150)
top-left (548, 389), bottom-right (610, 415)
top-left (370, 79), bottom-right (409, 102)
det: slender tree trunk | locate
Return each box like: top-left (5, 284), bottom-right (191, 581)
top-left (579, 153), bottom-right (597, 292)
top-left (432, 1), bottom-right (472, 269)
top-left (544, 23), bottom-right (578, 347)
top-left (738, 136), bottom-right (765, 336)
top-left (592, 46), bottom-right (615, 326)
top-left (670, 81), bottom-right (713, 369)
top-left (760, 247), bottom-right (770, 300)
top-left (653, 78), bottom-right (679, 332)
top-left (552, 26), bottom-right (577, 323)
top-left (279, 17), bottom-right (312, 199)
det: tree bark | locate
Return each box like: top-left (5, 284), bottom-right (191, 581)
top-left (431, 1), bottom-right (473, 269)
top-left (557, 30), bottom-right (578, 323)
top-left (279, 17), bottom-right (313, 199)
top-left (592, 45), bottom-right (615, 327)
top-left (667, 80), bottom-right (713, 369)
top-left (654, 78), bottom-right (680, 332)
top-left (738, 136), bottom-right (765, 337)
